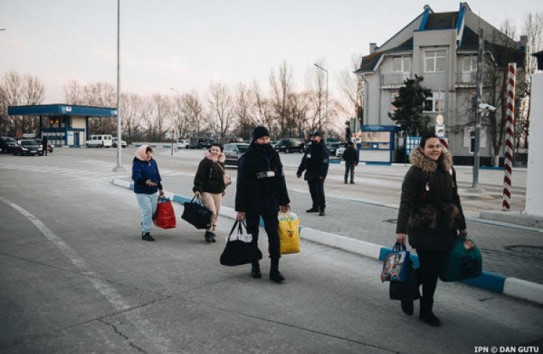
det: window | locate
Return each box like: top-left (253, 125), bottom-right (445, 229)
top-left (424, 92), bottom-right (445, 112)
top-left (462, 55), bottom-right (477, 72)
top-left (392, 56), bottom-right (411, 73)
top-left (424, 50), bottom-right (446, 73)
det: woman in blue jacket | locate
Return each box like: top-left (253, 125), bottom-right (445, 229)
top-left (132, 145), bottom-right (164, 241)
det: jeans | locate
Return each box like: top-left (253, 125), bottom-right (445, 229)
top-left (136, 192), bottom-right (159, 234)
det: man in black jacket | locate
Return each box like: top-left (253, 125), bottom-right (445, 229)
top-left (235, 126), bottom-right (291, 283)
top-left (297, 131), bottom-right (329, 216)
top-left (342, 141), bottom-right (358, 184)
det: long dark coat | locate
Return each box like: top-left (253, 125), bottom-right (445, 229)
top-left (396, 148), bottom-right (466, 250)
top-left (297, 140), bottom-right (329, 181)
top-left (235, 143), bottom-right (290, 215)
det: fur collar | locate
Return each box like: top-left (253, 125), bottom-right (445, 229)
top-left (205, 149), bottom-right (225, 163)
top-left (409, 147), bottom-right (453, 173)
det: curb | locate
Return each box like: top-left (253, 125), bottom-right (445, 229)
top-left (112, 178), bottom-right (543, 305)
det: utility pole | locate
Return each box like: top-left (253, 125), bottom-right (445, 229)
top-left (113, 0), bottom-right (123, 171)
top-left (472, 27), bottom-right (484, 189)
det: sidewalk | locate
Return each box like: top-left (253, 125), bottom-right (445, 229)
top-left (113, 177), bottom-right (543, 306)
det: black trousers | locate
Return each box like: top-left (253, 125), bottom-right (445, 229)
top-left (344, 162), bottom-right (355, 183)
top-left (245, 213), bottom-right (280, 260)
top-left (308, 179), bottom-right (326, 210)
top-left (416, 249), bottom-right (448, 301)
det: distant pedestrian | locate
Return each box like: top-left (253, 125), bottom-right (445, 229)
top-left (193, 143), bottom-right (227, 243)
top-left (235, 126), bottom-right (291, 283)
top-left (297, 131), bottom-right (329, 216)
top-left (42, 136), bottom-right (48, 156)
top-left (395, 134), bottom-right (467, 327)
top-left (132, 145), bottom-right (164, 241)
top-left (342, 141), bottom-right (358, 184)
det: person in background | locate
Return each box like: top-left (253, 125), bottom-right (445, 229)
top-left (395, 134), bottom-right (467, 327)
top-left (132, 145), bottom-right (164, 242)
top-left (42, 136), bottom-right (48, 156)
top-left (297, 131), bottom-right (329, 216)
top-left (235, 126), bottom-right (291, 283)
top-left (342, 140), bottom-right (358, 184)
top-left (193, 143), bottom-right (227, 243)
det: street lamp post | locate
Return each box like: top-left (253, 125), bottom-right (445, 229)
top-left (313, 64), bottom-right (328, 138)
top-left (113, 0), bottom-right (123, 171)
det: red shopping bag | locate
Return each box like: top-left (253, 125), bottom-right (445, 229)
top-left (153, 197), bottom-right (176, 229)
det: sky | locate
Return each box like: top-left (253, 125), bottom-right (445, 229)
top-left (0, 0), bottom-right (541, 104)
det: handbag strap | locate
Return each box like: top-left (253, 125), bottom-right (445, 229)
top-left (191, 195), bottom-right (205, 206)
top-left (227, 220), bottom-right (248, 241)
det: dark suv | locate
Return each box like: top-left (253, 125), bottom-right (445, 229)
top-left (275, 138), bottom-right (305, 153)
top-left (0, 137), bottom-right (17, 154)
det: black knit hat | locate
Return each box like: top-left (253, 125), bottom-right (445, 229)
top-left (252, 126), bottom-right (270, 141)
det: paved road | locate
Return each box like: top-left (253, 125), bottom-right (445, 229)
top-left (0, 148), bottom-right (542, 353)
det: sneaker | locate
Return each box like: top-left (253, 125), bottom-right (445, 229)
top-left (269, 271), bottom-right (285, 283)
top-left (142, 233), bottom-right (155, 242)
top-left (306, 208), bottom-right (319, 213)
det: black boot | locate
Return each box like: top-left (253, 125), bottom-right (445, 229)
top-left (420, 297), bottom-right (441, 327)
top-left (204, 231), bottom-right (212, 243)
top-left (210, 232), bottom-right (217, 243)
top-left (269, 258), bottom-right (284, 283)
top-left (251, 261), bottom-right (262, 279)
top-left (401, 300), bottom-right (414, 316)
top-left (142, 232), bottom-right (155, 242)
top-left (318, 208), bottom-right (325, 216)
top-left (306, 207), bottom-right (319, 213)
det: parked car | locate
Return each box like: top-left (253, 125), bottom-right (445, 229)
top-left (274, 138), bottom-right (305, 153)
top-left (86, 134), bottom-right (113, 148)
top-left (1, 136), bottom-right (18, 154)
top-left (13, 139), bottom-right (43, 156)
top-left (35, 138), bottom-right (54, 153)
top-left (223, 143), bottom-right (249, 166)
top-left (190, 137), bottom-right (214, 149)
top-left (112, 137), bottom-right (127, 148)
top-left (177, 139), bottom-right (190, 149)
top-left (326, 142), bottom-right (343, 156)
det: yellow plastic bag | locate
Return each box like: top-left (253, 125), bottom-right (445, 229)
top-left (278, 211), bottom-right (301, 254)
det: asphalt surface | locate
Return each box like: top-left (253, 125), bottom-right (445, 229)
top-left (0, 147), bottom-right (541, 353)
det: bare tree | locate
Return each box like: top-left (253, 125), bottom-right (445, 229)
top-left (180, 91), bottom-right (207, 137)
top-left (64, 79), bottom-right (84, 104)
top-left (148, 94), bottom-right (172, 142)
top-left (252, 81), bottom-right (276, 137)
top-left (233, 83), bottom-right (255, 139)
top-left (0, 71), bottom-right (45, 135)
top-left (120, 93), bottom-right (146, 143)
top-left (270, 61), bottom-right (295, 137)
top-left (208, 82), bottom-right (234, 138)
top-left (338, 54), bottom-right (364, 128)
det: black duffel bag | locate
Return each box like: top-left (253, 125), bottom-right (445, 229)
top-left (181, 196), bottom-right (212, 229)
top-left (220, 220), bottom-right (263, 266)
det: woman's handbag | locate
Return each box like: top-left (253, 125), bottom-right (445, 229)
top-left (153, 196), bottom-right (176, 229)
top-left (181, 195), bottom-right (212, 229)
top-left (278, 211), bottom-right (301, 254)
top-left (220, 220), bottom-right (263, 266)
top-left (389, 260), bottom-right (420, 301)
top-left (216, 163), bottom-right (232, 187)
top-left (380, 242), bottom-right (411, 282)
top-left (440, 237), bottom-right (483, 282)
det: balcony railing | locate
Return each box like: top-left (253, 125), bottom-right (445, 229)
top-left (456, 72), bottom-right (477, 86)
top-left (380, 73), bottom-right (411, 87)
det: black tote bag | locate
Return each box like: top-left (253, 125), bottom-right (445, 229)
top-left (220, 220), bottom-right (263, 266)
top-left (181, 196), bottom-right (212, 229)
top-left (389, 260), bottom-right (421, 301)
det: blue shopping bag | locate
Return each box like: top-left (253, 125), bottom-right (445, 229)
top-left (380, 242), bottom-right (410, 282)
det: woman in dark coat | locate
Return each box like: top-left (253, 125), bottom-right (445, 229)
top-left (396, 134), bottom-right (467, 327)
top-left (193, 144), bottom-right (227, 243)
top-left (235, 126), bottom-right (291, 283)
